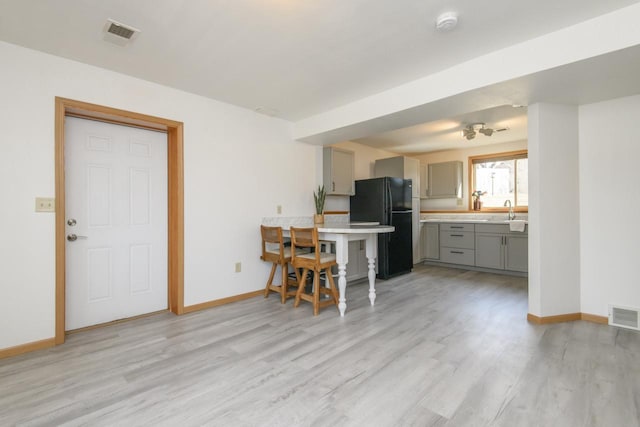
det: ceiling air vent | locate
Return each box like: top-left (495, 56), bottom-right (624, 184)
top-left (609, 304), bottom-right (640, 331)
top-left (103, 19), bottom-right (141, 46)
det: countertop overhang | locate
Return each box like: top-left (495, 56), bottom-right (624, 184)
top-left (316, 223), bottom-right (394, 233)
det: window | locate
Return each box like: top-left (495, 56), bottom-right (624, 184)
top-left (469, 150), bottom-right (528, 210)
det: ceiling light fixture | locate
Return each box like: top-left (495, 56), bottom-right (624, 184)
top-left (435, 12), bottom-right (458, 32)
top-left (462, 123), bottom-right (508, 140)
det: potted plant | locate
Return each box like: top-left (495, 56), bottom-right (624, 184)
top-left (314, 185), bottom-right (326, 224)
top-left (471, 190), bottom-right (486, 211)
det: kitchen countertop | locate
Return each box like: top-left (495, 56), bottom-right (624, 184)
top-left (315, 223), bottom-right (393, 233)
top-left (420, 218), bottom-right (528, 224)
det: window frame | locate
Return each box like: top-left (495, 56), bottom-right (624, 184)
top-left (468, 149), bottom-right (528, 212)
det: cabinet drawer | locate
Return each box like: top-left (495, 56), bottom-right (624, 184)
top-left (440, 223), bottom-right (474, 233)
top-left (440, 231), bottom-right (474, 249)
top-left (440, 248), bottom-right (475, 266)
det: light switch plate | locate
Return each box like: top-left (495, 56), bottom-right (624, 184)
top-left (36, 197), bottom-right (55, 212)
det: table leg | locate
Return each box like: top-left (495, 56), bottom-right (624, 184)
top-left (365, 234), bottom-right (378, 306)
top-left (337, 263), bottom-right (347, 316)
top-left (334, 234), bottom-right (348, 316)
top-left (367, 257), bottom-right (376, 305)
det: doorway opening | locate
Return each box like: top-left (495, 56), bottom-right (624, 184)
top-left (55, 97), bottom-right (184, 345)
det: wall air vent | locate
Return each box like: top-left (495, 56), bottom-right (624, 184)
top-left (609, 304), bottom-right (640, 331)
top-left (103, 19), bottom-right (141, 46)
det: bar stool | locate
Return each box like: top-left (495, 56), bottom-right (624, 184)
top-left (260, 225), bottom-right (301, 303)
top-left (290, 227), bottom-right (339, 316)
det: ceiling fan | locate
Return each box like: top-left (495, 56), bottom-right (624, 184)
top-left (462, 123), bottom-right (508, 140)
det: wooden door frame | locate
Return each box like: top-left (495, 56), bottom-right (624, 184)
top-left (54, 97), bottom-right (184, 345)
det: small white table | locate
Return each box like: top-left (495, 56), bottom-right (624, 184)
top-left (283, 223), bottom-right (394, 316)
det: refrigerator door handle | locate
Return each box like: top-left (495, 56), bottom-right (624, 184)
top-left (387, 180), bottom-right (393, 225)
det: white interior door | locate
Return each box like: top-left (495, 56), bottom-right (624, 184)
top-left (65, 116), bottom-right (168, 330)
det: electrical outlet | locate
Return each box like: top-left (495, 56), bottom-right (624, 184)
top-left (35, 197), bottom-right (55, 212)
top-left (235, 262), bottom-right (241, 273)
top-left (277, 205), bottom-right (282, 214)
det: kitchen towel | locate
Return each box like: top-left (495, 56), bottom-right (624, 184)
top-left (509, 220), bottom-right (526, 232)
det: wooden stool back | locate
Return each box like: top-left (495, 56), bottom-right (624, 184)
top-left (260, 225), bottom-right (299, 303)
top-left (290, 227), bottom-right (339, 316)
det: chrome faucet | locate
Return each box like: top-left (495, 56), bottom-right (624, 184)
top-left (504, 200), bottom-right (516, 220)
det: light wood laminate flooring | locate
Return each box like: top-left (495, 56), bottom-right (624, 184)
top-left (1, 265), bottom-right (639, 426)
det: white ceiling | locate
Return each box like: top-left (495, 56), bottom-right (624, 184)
top-left (1, 0), bottom-right (638, 124)
top-left (354, 105), bottom-right (528, 154)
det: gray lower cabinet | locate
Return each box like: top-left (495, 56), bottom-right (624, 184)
top-left (475, 234), bottom-right (506, 269)
top-left (423, 221), bottom-right (528, 274)
top-left (505, 235), bottom-right (528, 272)
top-left (346, 240), bottom-right (369, 281)
top-left (421, 223), bottom-right (440, 260)
top-left (439, 223), bottom-right (475, 266)
top-left (475, 224), bottom-right (528, 273)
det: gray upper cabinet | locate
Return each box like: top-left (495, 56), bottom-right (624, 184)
top-left (427, 161), bottom-right (462, 199)
top-left (323, 147), bottom-right (354, 195)
top-left (419, 164), bottom-right (429, 199)
top-left (374, 156), bottom-right (420, 198)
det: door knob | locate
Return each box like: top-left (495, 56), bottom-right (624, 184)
top-left (67, 234), bottom-right (87, 242)
top-left (67, 218), bottom-right (77, 226)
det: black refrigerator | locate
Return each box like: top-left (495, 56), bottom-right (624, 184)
top-left (350, 177), bottom-right (413, 279)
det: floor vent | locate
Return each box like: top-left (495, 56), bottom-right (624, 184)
top-left (609, 305), bottom-right (640, 331)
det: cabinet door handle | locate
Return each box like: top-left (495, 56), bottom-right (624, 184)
top-left (450, 226), bottom-right (464, 229)
top-left (450, 234), bottom-right (464, 237)
top-left (332, 182), bottom-right (335, 192)
top-left (450, 250), bottom-right (464, 254)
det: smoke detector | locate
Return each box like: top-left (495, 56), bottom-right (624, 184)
top-left (103, 19), bottom-right (141, 46)
top-left (435, 12), bottom-right (458, 32)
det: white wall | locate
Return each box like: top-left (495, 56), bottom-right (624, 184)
top-left (528, 103), bottom-right (580, 317)
top-left (323, 141), bottom-right (398, 212)
top-left (579, 95), bottom-right (640, 316)
top-left (0, 41), bottom-right (317, 350)
top-left (413, 140), bottom-right (528, 211)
